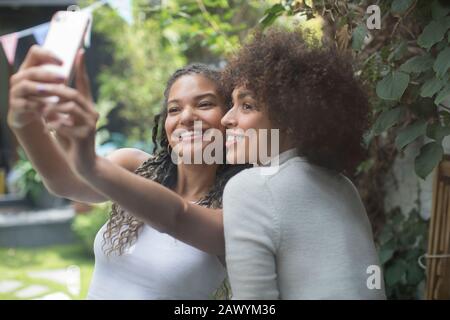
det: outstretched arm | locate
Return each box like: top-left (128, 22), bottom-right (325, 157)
top-left (8, 45), bottom-right (109, 203)
top-left (82, 156), bottom-right (225, 255)
top-left (39, 50), bottom-right (225, 255)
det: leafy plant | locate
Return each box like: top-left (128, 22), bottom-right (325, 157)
top-left (376, 208), bottom-right (428, 299)
top-left (10, 149), bottom-right (47, 205)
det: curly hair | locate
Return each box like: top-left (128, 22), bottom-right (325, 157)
top-left (222, 28), bottom-right (370, 174)
top-left (102, 63), bottom-right (243, 257)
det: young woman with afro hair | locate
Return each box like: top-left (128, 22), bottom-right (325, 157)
top-left (220, 28), bottom-right (386, 299)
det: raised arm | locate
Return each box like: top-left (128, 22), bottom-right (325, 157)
top-left (78, 155), bottom-right (225, 255)
top-left (7, 46), bottom-right (144, 204)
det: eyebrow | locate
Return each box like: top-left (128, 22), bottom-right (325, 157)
top-left (167, 92), bottom-right (217, 105)
top-left (236, 91), bottom-right (254, 100)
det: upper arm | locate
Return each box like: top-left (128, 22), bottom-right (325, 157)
top-left (223, 171), bottom-right (280, 299)
top-left (106, 148), bottom-right (151, 172)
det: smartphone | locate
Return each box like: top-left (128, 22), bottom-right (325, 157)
top-left (41, 11), bottom-right (91, 90)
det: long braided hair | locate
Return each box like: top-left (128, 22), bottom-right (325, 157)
top-left (101, 64), bottom-right (246, 298)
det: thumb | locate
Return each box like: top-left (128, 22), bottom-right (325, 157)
top-left (75, 49), bottom-right (93, 101)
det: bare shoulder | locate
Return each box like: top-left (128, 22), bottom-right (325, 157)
top-left (106, 148), bottom-right (151, 172)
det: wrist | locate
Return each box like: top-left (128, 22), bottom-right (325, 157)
top-left (8, 117), bottom-right (46, 137)
top-left (75, 153), bottom-right (101, 178)
top-left (7, 113), bottom-right (43, 131)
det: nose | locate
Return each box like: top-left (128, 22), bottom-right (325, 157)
top-left (221, 107), bottom-right (237, 128)
top-left (179, 105), bottom-right (197, 127)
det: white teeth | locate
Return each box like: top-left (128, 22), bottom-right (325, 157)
top-left (180, 131), bottom-right (203, 138)
top-left (227, 135), bottom-right (244, 141)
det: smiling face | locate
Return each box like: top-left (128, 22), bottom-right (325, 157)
top-left (164, 74), bottom-right (226, 163)
top-left (221, 87), bottom-right (275, 165)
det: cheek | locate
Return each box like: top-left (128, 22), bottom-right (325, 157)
top-left (238, 112), bottom-right (269, 131)
top-left (165, 118), bottom-right (177, 145)
top-left (201, 108), bottom-right (226, 132)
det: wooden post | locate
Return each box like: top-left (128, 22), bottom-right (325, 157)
top-left (426, 156), bottom-right (450, 299)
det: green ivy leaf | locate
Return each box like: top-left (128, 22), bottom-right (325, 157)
top-left (400, 55), bottom-right (434, 73)
top-left (395, 120), bottom-right (427, 150)
top-left (415, 141), bottom-right (443, 179)
top-left (420, 77), bottom-right (446, 97)
top-left (388, 41), bottom-right (407, 62)
top-left (435, 84), bottom-right (450, 105)
top-left (373, 107), bottom-right (405, 135)
top-left (378, 226), bottom-right (394, 245)
top-left (379, 247), bottom-right (395, 265)
top-left (385, 259), bottom-right (407, 286)
top-left (433, 46), bottom-right (450, 78)
top-left (406, 263), bottom-right (424, 285)
top-left (352, 24), bottom-right (367, 51)
top-left (417, 19), bottom-right (448, 49)
top-left (376, 71), bottom-right (410, 101)
top-left (431, 0), bottom-right (450, 19)
top-left (259, 4), bottom-right (285, 28)
top-left (426, 123), bottom-right (450, 141)
top-left (391, 0), bottom-right (414, 14)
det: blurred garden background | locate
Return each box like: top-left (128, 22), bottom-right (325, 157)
top-left (0, 0), bottom-right (449, 299)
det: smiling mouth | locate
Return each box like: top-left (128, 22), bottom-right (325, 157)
top-left (226, 134), bottom-right (245, 148)
top-left (178, 130), bottom-right (204, 142)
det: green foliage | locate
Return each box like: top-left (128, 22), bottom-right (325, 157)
top-left (260, 3), bottom-right (286, 28)
top-left (91, 2), bottom-right (185, 140)
top-left (400, 55), bottom-right (434, 74)
top-left (415, 141), bottom-right (443, 179)
top-left (352, 24), bottom-right (368, 51)
top-left (395, 120), bottom-right (427, 150)
top-left (372, 0), bottom-right (450, 179)
top-left (10, 148), bottom-right (46, 205)
top-left (376, 209), bottom-right (428, 299)
top-left (391, 0), bottom-right (415, 14)
top-left (376, 71), bottom-right (410, 101)
top-left (71, 203), bottom-right (110, 257)
top-left (372, 107), bottom-right (406, 135)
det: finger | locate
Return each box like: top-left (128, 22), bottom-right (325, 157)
top-left (42, 107), bottom-right (66, 124)
top-left (10, 66), bottom-right (66, 87)
top-left (48, 117), bottom-right (85, 140)
top-left (10, 80), bottom-right (64, 99)
top-left (75, 49), bottom-right (93, 101)
top-left (46, 114), bottom-right (74, 128)
top-left (33, 84), bottom-right (91, 112)
top-left (46, 120), bottom-right (72, 139)
top-left (19, 45), bottom-right (63, 71)
top-left (43, 101), bottom-right (87, 125)
top-left (9, 97), bottom-right (46, 114)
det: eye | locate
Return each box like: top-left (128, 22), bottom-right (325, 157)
top-left (168, 106), bottom-right (180, 114)
top-left (241, 103), bottom-right (254, 111)
top-left (198, 101), bottom-right (214, 108)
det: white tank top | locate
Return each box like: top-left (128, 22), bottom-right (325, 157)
top-left (87, 222), bottom-right (226, 299)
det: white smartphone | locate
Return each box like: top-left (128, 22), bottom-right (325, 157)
top-left (41, 11), bottom-right (91, 89)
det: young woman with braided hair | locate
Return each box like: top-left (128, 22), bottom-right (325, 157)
top-left (8, 46), bottom-right (242, 299)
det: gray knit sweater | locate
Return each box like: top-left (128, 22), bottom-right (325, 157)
top-left (223, 149), bottom-right (386, 300)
